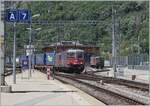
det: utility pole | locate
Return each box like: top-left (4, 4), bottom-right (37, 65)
top-left (13, 22), bottom-right (16, 84)
top-left (12, 3), bottom-right (17, 84)
top-left (149, 0), bottom-right (150, 100)
top-left (149, 24), bottom-right (150, 102)
top-left (28, 14), bottom-right (40, 78)
top-left (112, 6), bottom-right (117, 78)
top-left (135, 16), bottom-right (141, 54)
top-left (29, 17), bottom-right (32, 78)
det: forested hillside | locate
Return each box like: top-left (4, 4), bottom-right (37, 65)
top-left (5, 1), bottom-right (149, 59)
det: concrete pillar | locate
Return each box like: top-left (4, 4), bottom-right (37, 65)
top-left (0, 1), bottom-right (11, 93)
top-left (0, 0), bottom-right (5, 86)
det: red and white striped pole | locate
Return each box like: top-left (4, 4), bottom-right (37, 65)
top-left (47, 66), bottom-right (51, 80)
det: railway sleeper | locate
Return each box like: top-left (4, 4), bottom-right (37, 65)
top-left (55, 75), bottom-right (148, 105)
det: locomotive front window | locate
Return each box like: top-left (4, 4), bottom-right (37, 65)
top-left (77, 52), bottom-right (83, 58)
top-left (67, 52), bottom-right (75, 58)
top-left (96, 58), bottom-right (100, 62)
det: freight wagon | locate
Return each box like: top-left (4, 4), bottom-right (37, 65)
top-left (34, 52), bottom-right (55, 71)
top-left (90, 56), bottom-right (104, 69)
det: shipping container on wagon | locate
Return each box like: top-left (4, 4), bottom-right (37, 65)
top-left (84, 53), bottom-right (93, 65)
top-left (35, 53), bottom-right (45, 65)
top-left (31, 54), bottom-right (36, 66)
top-left (19, 55), bottom-right (28, 64)
top-left (45, 52), bottom-right (56, 66)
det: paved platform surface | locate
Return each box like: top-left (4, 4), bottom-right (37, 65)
top-left (1, 70), bottom-right (105, 106)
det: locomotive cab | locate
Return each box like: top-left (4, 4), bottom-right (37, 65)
top-left (55, 49), bottom-right (85, 73)
top-left (67, 50), bottom-right (84, 65)
top-left (66, 49), bottom-right (84, 73)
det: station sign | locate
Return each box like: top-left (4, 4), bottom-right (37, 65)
top-left (22, 59), bottom-right (29, 70)
top-left (24, 45), bottom-right (35, 56)
top-left (6, 9), bottom-right (18, 22)
top-left (19, 9), bottom-right (30, 22)
top-left (6, 9), bottom-right (30, 22)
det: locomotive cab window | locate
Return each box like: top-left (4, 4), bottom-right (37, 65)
top-left (77, 52), bottom-right (83, 58)
top-left (96, 57), bottom-right (100, 62)
top-left (59, 55), bottom-right (61, 60)
top-left (67, 52), bottom-right (75, 58)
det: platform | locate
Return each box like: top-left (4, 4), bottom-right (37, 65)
top-left (1, 70), bottom-right (105, 106)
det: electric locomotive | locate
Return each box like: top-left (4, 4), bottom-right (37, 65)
top-left (55, 49), bottom-right (85, 73)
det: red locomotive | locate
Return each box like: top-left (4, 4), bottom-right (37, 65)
top-left (54, 49), bottom-right (85, 73)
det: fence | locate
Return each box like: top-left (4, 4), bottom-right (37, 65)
top-left (128, 65), bottom-right (149, 70)
top-left (110, 56), bottom-right (128, 66)
top-left (110, 54), bottom-right (149, 70)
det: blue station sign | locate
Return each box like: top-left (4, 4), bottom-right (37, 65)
top-left (6, 9), bottom-right (30, 22)
top-left (6, 9), bottom-right (18, 22)
top-left (19, 9), bottom-right (30, 22)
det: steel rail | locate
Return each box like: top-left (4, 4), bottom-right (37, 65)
top-left (55, 74), bottom-right (148, 105)
top-left (87, 73), bottom-right (149, 91)
top-left (56, 72), bottom-right (148, 91)
top-left (4, 66), bottom-right (21, 76)
top-left (85, 67), bottom-right (149, 90)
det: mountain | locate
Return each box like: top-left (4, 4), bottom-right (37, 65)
top-left (5, 1), bottom-right (149, 59)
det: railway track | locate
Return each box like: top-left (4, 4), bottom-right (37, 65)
top-left (55, 73), bottom-right (149, 105)
top-left (84, 67), bottom-right (149, 91)
top-left (88, 74), bottom-right (149, 90)
top-left (4, 66), bottom-right (21, 85)
top-left (56, 72), bottom-right (148, 91)
top-left (4, 67), bottom-right (21, 76)
top-left (38, 69), bottom-right (149, 105)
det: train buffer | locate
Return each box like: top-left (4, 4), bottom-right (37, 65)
top-left (1, 70), bottom-right (105, 106)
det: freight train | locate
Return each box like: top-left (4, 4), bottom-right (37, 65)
top-left (19, 49), bottom-right (85, 73)
top-left (19, 49), bottom-right (104, 73)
